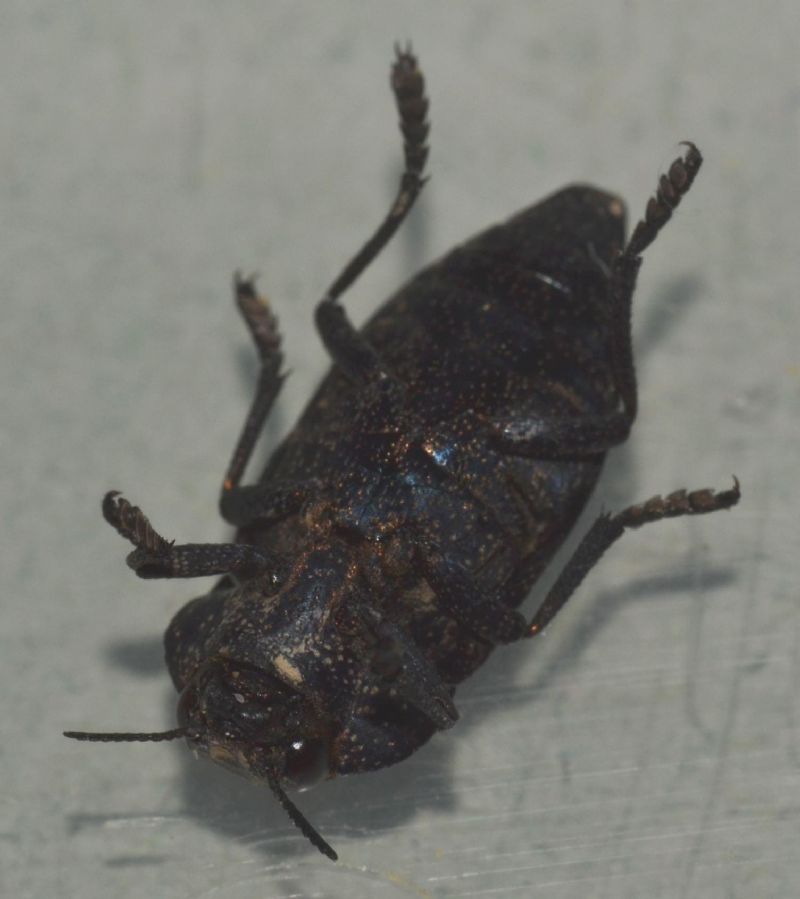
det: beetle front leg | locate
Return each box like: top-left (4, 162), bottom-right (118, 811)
top-left (103, 492), bottom-right (280, 581)
top-left (330, 613), bottom-right (457, 775)
top-left (315, 46), bottom-right (429, 384)
top-left (343, 603), bottom-right (458, 730)
top-left (525, 478), bottom-right (740, 637)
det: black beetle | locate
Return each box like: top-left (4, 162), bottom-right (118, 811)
top-left (65, 47), bottom-right (740, 861)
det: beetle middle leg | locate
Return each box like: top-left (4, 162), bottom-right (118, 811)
top-left (525, 477), bottom-right (740, 637)
top-left (315, 46), bottom-right (430, 384)
top-left (215, 279), bottom-right (323, 529)
top-left (491, 143), bottom-right (703, 460)
top-left (217, 273), bottom-right (297, 527)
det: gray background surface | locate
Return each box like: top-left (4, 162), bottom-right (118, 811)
top-left (3, 2), bottom-right (798, 897)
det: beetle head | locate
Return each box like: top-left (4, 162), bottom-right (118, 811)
top-left (64, 655), bottom-right (339, 859)
top-left (176, 657), bottom-right (331, 791)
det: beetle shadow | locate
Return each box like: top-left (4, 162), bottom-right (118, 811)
top-left (635, 274), bottom-right (704, 359)
top-left (171, 715), bottom-right (460, 863)
top-left (105, 635), bottom-right (165, 677)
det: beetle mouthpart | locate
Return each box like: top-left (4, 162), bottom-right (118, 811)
top-left (63, 728), bottom-right (187, 743)
top-left (267, 773), bottom-right (338, 861)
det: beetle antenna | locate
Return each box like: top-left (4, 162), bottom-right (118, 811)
top-left (267, 774), bottom-right (338, 861)
top-left (63, 728), bottom-right (187, 743)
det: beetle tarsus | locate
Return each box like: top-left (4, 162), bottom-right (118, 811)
top-left (623, 142), bottom-right (703, 260)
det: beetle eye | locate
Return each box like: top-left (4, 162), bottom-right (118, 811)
top-left (284, 738), bottom-right (328, 790)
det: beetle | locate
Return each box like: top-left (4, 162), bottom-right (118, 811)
top-left (65, 46), bottom-right (740, 861)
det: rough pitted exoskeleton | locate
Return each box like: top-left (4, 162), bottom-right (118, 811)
top-left (65, 47), bottom-right (740, 860)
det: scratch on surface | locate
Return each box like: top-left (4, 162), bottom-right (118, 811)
top-left (677, 466), bottom-right (765, 896)
top-left (337, 859), bottom-right (433, 897)
top-left (103, 814), bottom-right (183, 830)
top-left (189, 855), bottom-right (433, 898)
top-left (442, 849), bottom-right (798, 896)
top-left (433, 811), bottom-right (786, 868)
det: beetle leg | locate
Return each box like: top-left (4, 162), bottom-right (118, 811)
top-left (491, 144), bottom-right (704, 460)
top-left (605, 141), bottom-right (703, 424)
top-left (102, 491), bottom-right (281, 581)
top-left (420, 550), bottom-right (529, 644)
top-left (219, 480), bottom-right (313, 528)
top-left (525, 477), bottom-right (740, 637)
top-left (368, 650), bottom-right (458, 732)
top-left (219, 275), bottom-right (285, 512)
top-left (331, 636), bottom-right (458, 774)
top-left (617, 142), bottom-right (703, 275)
top-left (315, 46), bottom-right (429, 383)
top-left (350, 603), bottom-right (458, 730)
top-left (217, 278), bottom-right (318, 530)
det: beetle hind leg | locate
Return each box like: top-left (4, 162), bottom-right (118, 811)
top-left (605, 141), bottom-right (704, 425)
top-left (489, 143), bottom-right (704, 461)
top-left (526, 477), bottom-right (740, 638)
top-left (622, 142), bottom-right (703, 262)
